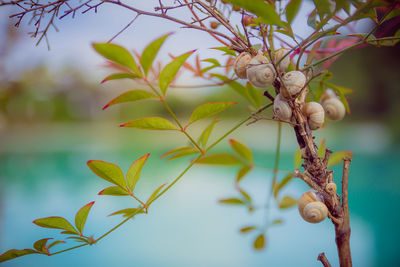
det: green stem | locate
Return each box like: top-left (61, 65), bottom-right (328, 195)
top-left (95, 207), bottom-right (144, 243)
top-left (49, 244), bottom-right (87, 256)
top-left (49, 103), bottom-right (274, 257)
top-left (131, 194), bottom-right (146, 208)
top-left (295, 0), bottom-right (374, 69)
top-left (145, 80), bottom-right (203, 152)
top-left (148, 154), bottom-right (202, 206)
top-left (161, 100), bottom-right (203, 152)
top-left (206, 103), bottom-right (273, 153)
top-left (268, 25), bottom-right (275, 52)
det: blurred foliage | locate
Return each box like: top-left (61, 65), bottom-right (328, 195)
top-left (330, 44), bottom-right (400, 141)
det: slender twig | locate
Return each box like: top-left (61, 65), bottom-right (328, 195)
top-left (342, 158), bottom-right (351, 212)
top-left (183, 0), bottom-right (229, 46)
top-left (318, 252), bottom-right (332, 267)
top-left (108, 14), bottom-right (140, 43)
top-left (323, 149), bottom-right (332, 166)
top-left (103, 0), bottom-right (240, 48)
top-left (47, 104), bottom-right (274, 256)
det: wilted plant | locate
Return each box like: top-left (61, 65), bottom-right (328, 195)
top-left (1, 0), bottom-right (399, 266)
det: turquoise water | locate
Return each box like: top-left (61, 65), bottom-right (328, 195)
top-left (0, 124), bottom-right (399, 267)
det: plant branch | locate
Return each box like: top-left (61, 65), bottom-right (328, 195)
top-left (46, 103), bottom-right (273, 257)
top-left (103, 0), bottom-right (242, 49)
top-left (318, 252), bottom-right (332, 267)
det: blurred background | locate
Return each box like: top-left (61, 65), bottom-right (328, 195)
top-left (0, 1), bottom-right (400, 267)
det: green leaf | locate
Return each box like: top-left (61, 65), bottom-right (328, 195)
top-left (103, 90), bottom-right (157, 110)
top-left (273, 173), bottom-right (293, 199)
top-left (326, 83), bottom-right (352, 114)
top-left (201, 58), bottom-right (222, 74)
top-left (236, 165), bottom-right (252, 184)
top-left (335, 0), bottom-right (350, 13)
top-left (159, 50), bottom-right (195, 95)
top-left (47, 240), bottom-right (65, 250)
top-left (196, 153), bottom-right (242, 165)
top-left (229, 138), bottom-right (253, 164)
top-left (126, 153), bottom-right (150, 192)
top-left (270, 219), bottom-right (284, 226)
top-left (239, 226), bottom-right (256, 233)
top-left (0, 249), bottom-right (39, 263)
top-left (92, 43), bottom-right (141, 77)
top-left (198, 117), bottom-right (219, 148)
top-left (294, 148), bottom-right (302, 169)
top-left (101, 73), bottom-right (140, 84)
top-left (313, 0), bottom-right (332, 20)
top-left (121, 117), bottom-right (179, 130)
top-left (306, 40), bottom-right (322, 66)
top-left (279, 196), bottom-right (297, 209)
top-left (211, 47), bottom-right (236, 56)
top-left (219, 198), bottom-right (245, 205)
top-left (384, 8), bottom-right (400, 22)
top-left (212, 74), bottom-right (254, 104)
top-left (109, 208), bottom-right (144, 218)
top-left (213, 74), bottom-right (262, 108)
top-left (33, 217), bottom-right (77, 233)
top-left (307, 9), bottom-right (319, 29)
top-left (201, 65), bottom-right (219, 74)
top-left (326, 82), bottom-right (354, 95)
top-left (238, 188), bottom-right (252, 204)
top-left (225, 0), bottom-right (284, 27)
top-left (167, 148), bottom-right (199, 161)
top-left (60, 230), bottom-right (80, 235)
top-left (253, 233), bottom-right (266, 250)
top-left (246, 82), bottom-right (263, 108)
top-left (66, 236), bottom-right (89, 244)
top-left (285, 0), bottom-right (302, 24)
top-left (33, 238), bottom-right (52, 253)
top-left (328, 151), bottom-right (353, 167)
top-left (146, 183), bottom-right (167, 204)
top-left (75, 201), bottom-right (95, 234)
top-left (141, 33), bottom-right (172, 76)
top-left (318, 138), bottom-right (326, 158)
top-left (187, 102), bottom-right (236, 126)
top-left (87, 160), bottom-right (126, 188)
top-left (202, 58), bottom-right (221, 66)
top-left (161, 146), bottom-right (193, 159)
top-left (98, 186), bottom-right (130, 196)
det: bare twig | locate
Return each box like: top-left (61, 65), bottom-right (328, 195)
top-left (263, 90), bottom-right (275, 102)
top-left (323, 149), bottom-right (332, 166)
top-left (318, 252), bottom-right (332, 267)
top-left (108, 14), bottom-right (140, 43)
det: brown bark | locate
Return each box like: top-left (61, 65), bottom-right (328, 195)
top-left (285, 86), bottom-right (352, 267)
top-left (318, 252), bottom-right (332, 267)
top-left (335, 158), bottom-right (352, 267)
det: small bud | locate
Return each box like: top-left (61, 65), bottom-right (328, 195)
top-left (243, 16), bottom-right (254, 26)
top-left (210, 21), bottom-right (219, 29)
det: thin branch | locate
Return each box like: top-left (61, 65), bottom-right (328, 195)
top-left (108, 14), bottom-right (140, 43)
top-left (323, 149), bottom-right (332, 166)
top-left (341, 158), bottom-right (351, 212)
top-left (318, 252), bottom-right (332, 267)
top-left (103, 0), bottom-right (240, 48)
top-left (263, 90), bottom-right (275, 102)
